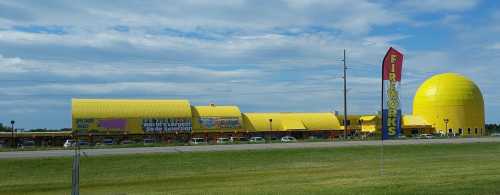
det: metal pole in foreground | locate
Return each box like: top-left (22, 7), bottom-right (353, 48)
top-left (343, 49), bottom-right (348, 139)
top-left (380, 52), bottom-right (385, 176)
top-left (72, 131), bottom-right (80, 195)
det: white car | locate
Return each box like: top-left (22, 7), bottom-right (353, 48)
top-left (216, 138), bottom-right (230, 144)
top-left (281, 136), bottom-right (297, 143)
top-left (249, 137), bottom-right (265, 143)
top-left (419, 134), bottom-right (434, 139)
top-left (63, 139), bottom-right (75, 148)
top-left (491, 133), bottom-right (500, 137)
top-left (191, 138), bottom-right (207, 145)
top-left (229, 136), bottom-right (247, 143)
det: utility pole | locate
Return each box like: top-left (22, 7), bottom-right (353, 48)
top-left (343, 49), bottom-right (348, 139)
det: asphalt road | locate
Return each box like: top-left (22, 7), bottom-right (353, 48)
top-left (1, 137), bottom-right (500, 159)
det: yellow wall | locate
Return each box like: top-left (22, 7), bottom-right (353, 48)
top-left (413, 73), bottom-right (485, 136)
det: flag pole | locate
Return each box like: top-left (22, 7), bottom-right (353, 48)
top-left (380, 48), bottom-right (387, 176)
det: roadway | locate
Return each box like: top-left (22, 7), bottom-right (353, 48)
top-left (1, 137), bottom-right (500, 159)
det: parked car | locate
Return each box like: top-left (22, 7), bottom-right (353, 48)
top-left (491, 133), bottom-right (500, 137)
top-left (63, 139), bottom-right (75, 148)
top-left (0, 139), bottom-right (5, 148)
top-left (190, 138), bottom-right (207, 145)
top-left (78, 140), bottom-right (89, 146)
top-left (143, 138), bottom-right (154, 145)
top-left (249, 137), bottom-right (265, 143)
top-left (419, 134), bottom-right (434, 139)
top-left (21, 139), bottom-right (35, 147)
top-left (281, 136), bottom-right (297, 143)
top-left (103, 138), bottom-right (115, 145)
top-left (229, 136), bottom-right (247, 143)
top-left (397, 135), bottom-right (407, 139)
top-left (120, 140), bottom-right (135, 145)
top-left (216, 138), bottom-right (230, 144)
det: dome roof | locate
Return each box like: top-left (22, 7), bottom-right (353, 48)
top-left (413, 73), bottom-right (484, 135)
top-left (414, 73), bottom-right (483, 107)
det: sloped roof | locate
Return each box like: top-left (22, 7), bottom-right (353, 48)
top-left (72, 99), bottom-right (192, 119)
top-left (191, 105), bottom-right (241, 118)
top-left (242, 112), bottom-right (341, 131)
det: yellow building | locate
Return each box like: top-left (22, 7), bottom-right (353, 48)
top-left (413, 73), bottom-right (485, 136)
top-left (72, 99), bottom-right (193, 134)
top-left (191, 104), bottom-right (243, 133)
top-left (72, 99), bottom-right (343, 135)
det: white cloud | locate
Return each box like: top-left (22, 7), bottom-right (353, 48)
top-left (0, 0), bottom-right (407, 34)
top-left (401, 0), bottom-right (479, 12)
top-left (488, 43), bottom-right (500, 50)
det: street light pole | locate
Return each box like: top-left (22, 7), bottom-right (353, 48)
top-left (268, 119), bottom-right (273, 143)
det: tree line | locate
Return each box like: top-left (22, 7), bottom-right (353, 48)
top-left (0, 123), bottom-right (70, 132)
top-left (486, 124), bottom-right (500, 133)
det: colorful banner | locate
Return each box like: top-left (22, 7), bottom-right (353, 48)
top-left (199, 117), bottom-right (241, 129)
top-left (382, 47), bottom-right (403, 140)
top-left (98, 119), bottom-right (127, 130)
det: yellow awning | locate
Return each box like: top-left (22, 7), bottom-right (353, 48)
top-left (360, 115), bottom-right (377, 121)
top-left (403, 115), bottom-right (431, 127)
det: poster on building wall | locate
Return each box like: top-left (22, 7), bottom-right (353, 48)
top-left (199, 117), bottom-right (240, 129)
top-left (76, 119), bottom-right (94, 129)
top-left (98, 119), bottom-right (127, 130)
top-left (381, 47), bottom-right (403, 140)
top-left (142, 118), bottom-right (192, 132)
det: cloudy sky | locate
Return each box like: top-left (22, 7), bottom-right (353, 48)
top-left (0, 0), bottom-right (499, 129)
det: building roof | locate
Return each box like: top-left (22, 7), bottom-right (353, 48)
top-left (242, 113), bottom-right (341, 131)
top-left (413, 72), bottom-right (485, 131)
top-left (191, 105), bottom-right (242, 118)
top-left (72, 99), bottom-right (192, 119)
top-left (360, 115), bottom-right (377, 121)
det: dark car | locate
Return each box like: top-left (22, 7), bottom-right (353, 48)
top-left (103, 138), bottom-right (114, 145)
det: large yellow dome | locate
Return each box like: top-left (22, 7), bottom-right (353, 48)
top-left (413, 73), bottom-right (484, 136)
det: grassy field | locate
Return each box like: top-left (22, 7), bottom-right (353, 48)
top-left (1, 143), bottom-right (500, 195)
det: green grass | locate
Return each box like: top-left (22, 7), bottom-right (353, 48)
top-left (1, 143), bottom-right (500, 195)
